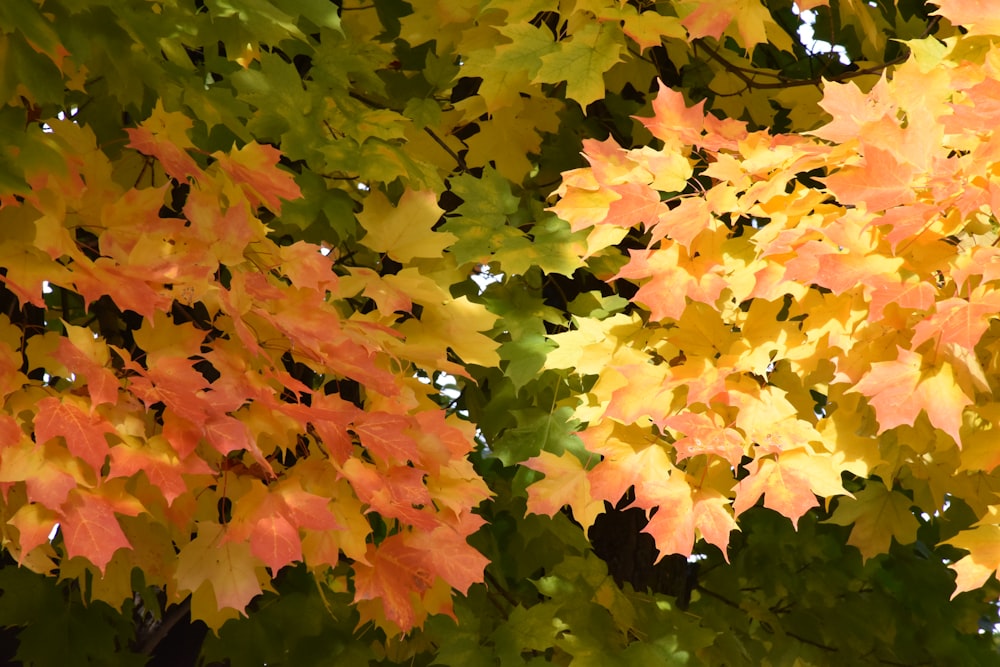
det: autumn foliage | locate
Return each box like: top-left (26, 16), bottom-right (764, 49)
top-left (3, 0), bottom-right (1000, 664)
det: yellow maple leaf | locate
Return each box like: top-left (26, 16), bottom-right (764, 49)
top-left (174, 522), bottom-right (267, 620)
top-left (524, 450), bottom-right (604, 530)
top-left (825, 484), bottom-right (920, 560)
top-left (358, 189), bottom-right (456, 263)
top-left (947, 523), bottom-right (1000, 598)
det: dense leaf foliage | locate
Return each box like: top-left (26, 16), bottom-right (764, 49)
top-left (2, 0), bottom-right (1000, 664)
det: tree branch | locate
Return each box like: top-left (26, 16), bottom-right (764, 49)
top-left (136, 597), bottom-right (191, 655)
top-left (693, 39), bottom-right (908, 92)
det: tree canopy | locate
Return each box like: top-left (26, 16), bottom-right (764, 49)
top-left (2, 0), bottom-right (1000, 664)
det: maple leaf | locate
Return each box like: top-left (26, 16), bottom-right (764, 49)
top-left (8, 503), bottom-right (58, 562)
top-left (809, 77), bottom-right (896, 145)
top-left (847, 347), bottom-right (972, 445)
top-left (33, 397), bottom-right (118, 472)
top-left (691, 487), bottom-right (739, 561)
top-left (204, 415), bottom-right (272, 476)
top-left (681, 0), bottom-right (775, 51)
top-left (662, 412), bottom-right (745, 467)
top-left (946, 523), bottom-right (1000, 598)
top-left (351, 411), bottom-right (420, 466)
top-left (533, 21), bottom-right (622, 108)
top-left (357, 188), bottom-right (456, 263)
top-left (732, 449), bottom-right (849, 527)
top-left (60, 489), bottom-right (136, 574)
top-left (175, 523), bottom-right (264, 614)
top-left (523, 451), bottom-right (604, 531)
top-left (107, 435), bottom-right (213, 505)
top-left (615, 245), bottom-right (728, 321)
top-left (932, 0), bottom-right (1000, 37)
top-left (273, 481), bottom-right (342, 532)
top-left (583, 419), bottom-right (675, 505)
top-left (212, 141), bottom-right (301, 213)
top-left (550, 169), bottom-right (622, 232)
top-left (339, 458), bottom-right (438, 531)
top-left (247, 510), bottom-right (301, 574)
top-left (51, 324), bottom-right (119, 407)
top-left (910, 290), bottom-right (1000, 352)
top-left (639, 80), bottom-right (705, 149)
top-left (125, 101), bottom-right (204, 181)
top-left (0, 438), bottom-right (79, 510)
top-left (825, 484), bottom-right (920, 560)
top-left (69, 258), bottom-right (172, 322)
top-left (637, 473), bottom-right (696, 558)
top-left (824, 146), bottom-right (917, 212)
top-left (647, 197), bottom-right (710, 249)
top-left (407, 524), bottom-right (488, 594)
top-left (226, 479), bottom-right (341, 573)
top-left (608, 4), bottom-right (686, 50)
top-left (353, 536), bottom-right (435, 632)
top-left (867, 278), bottom-right (936, 322)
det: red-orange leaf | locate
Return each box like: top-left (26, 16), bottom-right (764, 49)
top-left (34, 397), bottom-right (117, 472)
top-left (212, 142), bottom-right (301, 213)
top-left (639, 80), bottom-right (705, 148)
top-left (249, 509), bottom-right (301, 573)
top-left (354, 536), bottom-right (434, 631)
top-left (107, 435), bottom-right (213, 505)
top-left (60, 489), bottom-right (134, 574)
top-left (407, 524), bottom-right (488, 594)
top-left (125, 101), bottom-right (204, 181)
top-left (352, 412), bottom-right (420, 465)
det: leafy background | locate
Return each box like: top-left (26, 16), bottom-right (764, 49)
top-left (2, 0), bottom-right (1000, 665)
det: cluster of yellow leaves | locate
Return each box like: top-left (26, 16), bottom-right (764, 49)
top-left (541, 1), bottom-right (1000, 595)
top-left (0, 105), bottom-right (495, 631)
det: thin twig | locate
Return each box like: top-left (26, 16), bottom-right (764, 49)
top-left (424, 127), bottom-right (468, 173)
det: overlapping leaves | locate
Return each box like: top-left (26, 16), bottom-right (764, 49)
top-left (545, 2), bottom-right (1000, 601)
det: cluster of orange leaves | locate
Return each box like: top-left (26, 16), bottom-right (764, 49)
top-left (0, 104), bottom-right (492, 631)
top-left (541, 2), bottom-right (1000, 596)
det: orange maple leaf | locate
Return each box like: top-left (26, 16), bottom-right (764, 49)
top-left (910, 290), bottom-right (1000, 352)
top-left (60, 489), bottom-right (134, 574)
top-left (8, 504), bottom-right (57, 562)
top-left (34, 397), bottom-right (117, 472)
top-left (51, 332), bottom-right (119, 407)
top-left (638, 473), bottom-right (696, 558)
top-left (212, 142), bottom-right (301, 214)
top-left (351, 412), bottom-right (421, 466)
top-left (662, 411), bottom-right (745, 467)
top-left (406, 524), bottom-right (489, 594)
top-left (125, 101), bottom-right (204, 181)
top-left (932, 0), bottom-right (1000, 36)
top-left (848, 347), bottom-right (972, 444)
top-left (353, 536), bottom-right (434, 631)
top-left (638, 80), bottom-right (705, 149)
top-left (248, 509), bottom-right (301, 574)
top-left (107, 435), bottom-right (213, 505)
top-left (824, 146), bottom-right (916, 212)
top-left (732, 449), bottom-right (848, 527)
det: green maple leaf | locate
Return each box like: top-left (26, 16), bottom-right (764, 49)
top-left (534, 22), bottom-right (623, 108)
